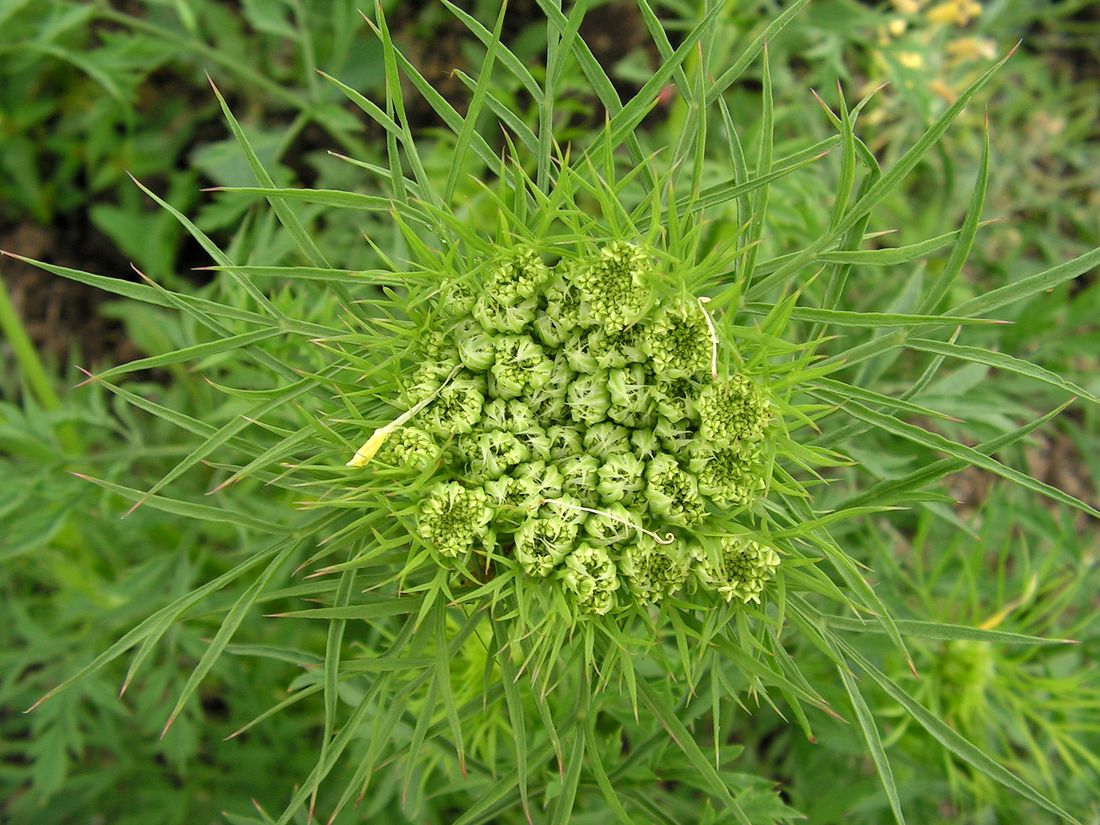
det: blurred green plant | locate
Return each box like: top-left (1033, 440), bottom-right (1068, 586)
top-left (2, 2), bottom-right (1099, 824)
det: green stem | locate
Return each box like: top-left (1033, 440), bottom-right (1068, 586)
top-left (0, 267), bottom-right (81, 454)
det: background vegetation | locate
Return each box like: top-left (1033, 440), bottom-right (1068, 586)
top-left (1, 1), bottom-right (1097, 823)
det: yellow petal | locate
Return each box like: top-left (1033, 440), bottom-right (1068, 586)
top-left (346, 427), bottom-right (391, 468)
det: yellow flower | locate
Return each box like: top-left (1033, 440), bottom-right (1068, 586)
top-left (891, 0), bottom-right (923, 14)
top-left (926, 0), bottom-right (982, 26)
top-left (897, 51), bottom-right (925, 70)
top-left (946, 36), bottom-right (997, 62)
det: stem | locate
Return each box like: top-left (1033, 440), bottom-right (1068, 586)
top-left (698, 295), bottom-right (719, 380)
top-left (0, 268), bottom-right (81, 453)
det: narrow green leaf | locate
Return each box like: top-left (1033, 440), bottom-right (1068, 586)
top-left (908, 338), bottom-right (1100, 404)
top-left (838, 664), bottom-right (907, 825)
top-left (162, 539), bottom-right (298, 735)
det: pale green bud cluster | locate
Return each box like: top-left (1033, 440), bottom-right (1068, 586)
top-left (562, 543), bottom-right (620, 615)
top-left (697, 375), bottom-right (771, 446)
top-left (620, 536), bottom-right (693, 603)
top-left (417, 482), bottom-right (493, 558)
top-left (378, 241), bottom-right (780, 614)
top-left (700, 536), bottom-right (781, 604)
top-left (375, 426), bottom-right (437, 471)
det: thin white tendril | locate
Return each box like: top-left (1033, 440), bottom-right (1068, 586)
top-left (697, 296), bottom-right (719, 381)
top-left (346, 364), bottom-right (462, 468)
top-left (541, 498), bottom-right (676, 545)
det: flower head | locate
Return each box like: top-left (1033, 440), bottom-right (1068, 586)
top-left (561, 543), bottom-right (620, 615)
top-left (486, 246), bottom-right (551, 306)
top-left (699, 536), bottom-right (781, 604)
top-left (691, 444), bottom-right (765, 507)
top-left (696, 375), bottom-right (771, 447)
top-left (644, 453), bottom-right (705, 527)
top-left (490, 335), bottom-right (553, 399)
top-left (454, 318), bottom-right (496, 372)
top-left (421, 376), bottom-right (485, 435)
top-left (515, 515), bottom-right (577, 577)
top-left (596, 451), bottom-right (646, 504)
top-left (621, 536), bottom-right (692, 603)
top-left (646, 300), bottom-right (712, 377)
top-left (465, 430), bottom-right (529, 479)
top-left (570, 241), bottom-right (653, 333)
top-left (417, 482), bottom-right (493, 558)
top-left (374, 426), bottom-right (438, 472)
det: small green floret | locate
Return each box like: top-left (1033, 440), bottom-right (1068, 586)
top-left (571, 241), bottom-right (652, 333)
top-left (487, 246), bottom-right (550, 306)
top-left (515, 515), bottom-right (577, 577)
top-left (422, 376), bottom-right (485, 435)
top-left (644, 453), bottom-right (705, 526)
top-left (454, 319), bottom-right (496, 371)
top-left (692, 444), bottom-right (765, 507)
top-left (646, 301), bottom-right (712, 377)
top-left (417, 482), bottom-right (493, 558)
top-left (561, 543), bottom-right (620, 615)
top-left (374, 427), bottom-right (437, 471)
top-left (490, 335), bottom-right (553, 398)
top-left (701, 536), bottom-right (781, 604)
top-left (596, 451), bottom-right (646, 503)
top-left (465, 430), bottom-right (529, 479)
top-left (621, 536), bottom-right (692, 603)
top-left (697, 375), bottom-right (771, 447)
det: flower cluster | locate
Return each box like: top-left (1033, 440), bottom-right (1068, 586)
top-left (360, 241), bottom-right (780, 615)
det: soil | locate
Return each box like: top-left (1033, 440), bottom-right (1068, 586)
top-left (0, 222), bottom-right (140, 368)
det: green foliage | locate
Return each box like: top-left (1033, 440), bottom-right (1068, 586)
top-left (2, 2), bottom-right (1099, 824)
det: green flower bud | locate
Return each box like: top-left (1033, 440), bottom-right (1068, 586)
top-left (607, 364), bottom-right (652, 427)
top-left (562, 332), bottom-right (600, 375)
top-left (644, 453), bottom-right (704, 526)
top-left (440, 278), bottom-right (476, 317)
top-left (699, 535), bottom-right (780, 604)
top-left (480, 398), bottom-right (539, 434)
top-left (582, 502), bottom-right (639, 546)
top-left (546, 425), bottom-right (583, 459)
top-left (582, 422), bottom-right (631, 459)
top-left (467, 430), bottom-right (529, 479)
top-left (596, 451), bottom-right (646, 503)
top-left (690, 443), bottom-right (765, 507)
top-left (645, 300), bottom-right (711, 377)
top-left (621, 536), bottom-right (692, 603)
top-left (650, 376), bottom-right (701, 423)
top-left (422, 377), bottom-right (485, 435)
top-left (490, 335), bottom-right (553, 399)
top-left (654, 415), bottom-right (696, 455)
top-left (454, 318), bottom-right (496, 372)
top-left (571, 240), bottom-right (652, 333)
top-left (561, 543), bottom-right (620, 615)
top-left (515, 515), bottom-right (577, 577)
top-left (487, 246), bottom-right (550, 306)
top-left (417, 482), bottom-right (493, 558)
top-left (514, 459), bottom-right (564, 502)
top-left (523, 354), bottom-right (574, 423)
top-left (404, 354), bottom-right (461, 404)
top-left (630, 428), bottom-right (661, 461)
top-left (473, 292), bottom-right (538, 333)
top-left (560, 454), bottom-right (602, 500)
top-left (374, 427), bottom-right (437, 472)
top-left (696, 375), bottom-right (771, 447)
top-left (566, 371), bottom-right (612, 427)
top-left (532, 277), bottom-right (584, 346)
